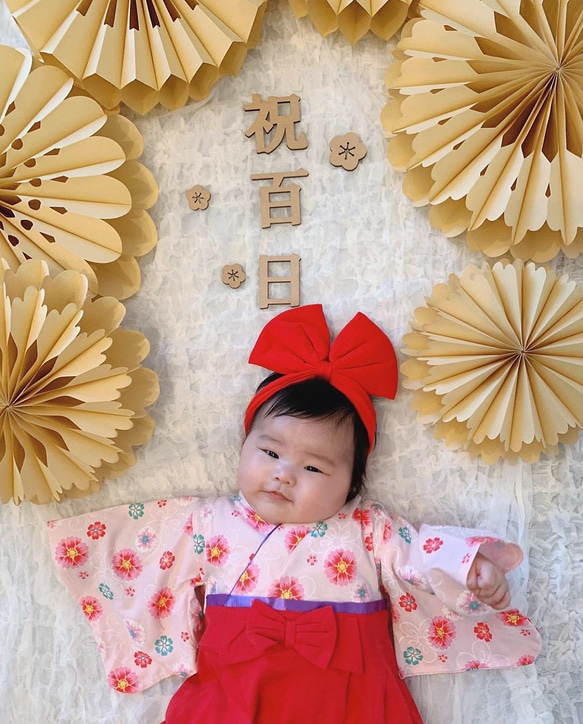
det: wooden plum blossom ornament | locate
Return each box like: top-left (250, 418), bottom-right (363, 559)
top-left (329, 133), bottom-right (367, 171)
top-left (6, 0), bottom-right (268, 114)
top-left (222, 263), bottom-right (246, 289)
top-left (186, 185), bottom-right (211, 211)
top-left (401, 260), bottom-right (583, 464)
top-left (0, 46), bottom-right (158, 301)
top-left (382, 0), bottom-right (583, 262)
top-left (0, 259), bottom-right (159, 504)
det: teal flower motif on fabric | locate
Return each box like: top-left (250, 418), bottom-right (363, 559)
top-left (311, 522), bottom-right (328, 538)
top-left (192, 534), bottom-right (205, 554)
top-left (398, 527), bottom-right (412, 544)
top-left (231, 494), bottom-right (242, 502)
top-left (403, 647), bottom-right (423, 666)
top-left (98, 583), bottom-right (114, 600)
top-left (129, 503), bottom-right (145, 520)
top-left (155, 635), bottom-right (174, 656)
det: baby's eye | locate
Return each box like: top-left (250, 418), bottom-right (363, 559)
top-left (263, 449), bottom-right (279, 459)
top-left (305, 465), bottom-right (322, 474)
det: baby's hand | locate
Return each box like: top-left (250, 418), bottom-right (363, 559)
top-left (466, 552), bottom-right (510, 610)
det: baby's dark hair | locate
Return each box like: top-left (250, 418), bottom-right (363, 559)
top-left (250, 373), bottom-right (369, 501)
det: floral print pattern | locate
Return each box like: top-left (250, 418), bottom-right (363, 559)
top-left (47, 494), bottom-right (540, 694)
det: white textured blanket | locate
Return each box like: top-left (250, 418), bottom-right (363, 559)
top-left (0, 1), bottom-right (581, 722)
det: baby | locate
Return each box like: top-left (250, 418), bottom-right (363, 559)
top-left (48, 305), bottom-right (540, 724)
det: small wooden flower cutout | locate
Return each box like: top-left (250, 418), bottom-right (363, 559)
top-left (186, 185), bottom-right (211, 211)
top-left (222, 264), bottom-right (246, 289)
top-left (329, 133), bottom-right (367, 171)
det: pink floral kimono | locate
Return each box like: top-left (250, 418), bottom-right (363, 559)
top-left (48, 493), bottom-right (541, 723)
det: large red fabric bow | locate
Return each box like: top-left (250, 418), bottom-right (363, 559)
top-left (246, 601), bottom-right (337, 669)
top-left (244, 305), bottom-right (398, 452)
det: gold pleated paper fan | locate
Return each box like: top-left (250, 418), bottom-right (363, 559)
top-left (382, 0), bottom-right (583, 262)
top-left (401, 260), bottom-right (583, 464)
top-left (6, 0), bottom-right (268, 114)
top-left (289, 0), bottom-right (410, 43)
top-left (0, 46), bottom-right (158, 300)
top-left (0, 260), bottom-right (160, 504)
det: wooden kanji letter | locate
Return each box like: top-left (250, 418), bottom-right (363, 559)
top-left (259, 254), bottom-right (301, 309)
top-left (244, 94), bottom-right (308, 154)
top-left (251, 169), bottom-right (309, 228)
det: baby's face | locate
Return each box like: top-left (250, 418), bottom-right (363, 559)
top-left (237, 412), bottom-right (354, 525)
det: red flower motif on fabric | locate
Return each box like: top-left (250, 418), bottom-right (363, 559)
top-left (307, 555), bottom-right (317, 566)
top-left (79, 571), bottom-right (89, 580)
top-left (125, 587), bottom-right (135, 597)
top-left (268, 576), bottom-right (305, 600)
top-left (206, 535), bottom-right (230, 566)
top-left (352, 508), bottom-right (372, 528)
top-left (55, 537), bottom-right (89, 568)
top-left (285, 526), bottom-right (310, 552)
top-left (148, 587), bottom-right (175, 619)
top-left (428, 617), bottom-right (456, 649)
top-left (399, 593), bottom-right (418, 612)
top-left (157, 500), bottom-right (167, 507)
top-left (474, 622), bottom-right (492, 642)
top-left (80, 596), bottom-right (103, 622)
top-left (338, 512), bottom-right (347, 519)
top-left (134, 651), bottom-right (152, 668)
top-left (517, 655), bottom-right (535, 666)
top-left (324, 549), bottom-right (356, 586)
top-left (181, 632), bottom-right (190, 642)
top-left (108, 667), bottom-right (139, 693)
top-left (466, 536), bottom-right (499, 547)
top-left (234, 562), bottom-right (259, 594)
top-left (438, 655), bottom-right (448, 663)
top-left (112, 549), bottom-right (143, 581)
top-left (183, 516), bottom-right (194, 537)
top-left (465, 660), bottom-right (484, 670)
top-left (159, 551), bottom-right (175, 570)
top-left (496, 609), bottom-right (528, 627)
top-left (87, 521), bottom-right (106, 540)
top-left (423, 537), bottom-right (444, 554)
top-left (461, 553), bottom-right (472, 565)
top-left (364, 533), bottom-right (373, 551)
top-left (382, 520), bottom-right (392, 542)
top-left (245, 508), bottom-right (271, 532)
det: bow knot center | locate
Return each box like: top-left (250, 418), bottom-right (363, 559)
top-left (316, 360), bottom-right (333, 381)
top-left (284, 620), bottom-right (297, 648)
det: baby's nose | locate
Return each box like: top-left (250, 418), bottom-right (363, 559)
top-left (274, 462), bottom-right (295, 485)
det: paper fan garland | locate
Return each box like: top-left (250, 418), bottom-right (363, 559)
top-left (289, 0), bottom-right (410, 43)
top-left (401, 260), bottom-right (583, 464)
top-left (6, 0), bottom-right (268, 114)
top-left (0, 46), bottom-right (158, 300)
top-left (382, 0), bottom-right (583, 262)
top-left (0, 260), bottom-right (160, 505)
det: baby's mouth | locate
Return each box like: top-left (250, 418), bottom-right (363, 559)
top-left (265, 490), bottom-right (289, 502)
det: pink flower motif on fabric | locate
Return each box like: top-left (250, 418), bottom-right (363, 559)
top-left (496, 609), bottom-right (528, 627)
top-left (183, 516), bottom-right (194, 537)
top-left (134, 651), bottom-right (152, 668)
top-left (136, 527), bottom-right (157, 551)
top-left (206, 535), bottom-right (230, 566)
top-left (461, 553), bottom-right (472, 565)
top-left (80, 596), bottom-right (103, 622)
top-left (108, 667), bottom-right (139, 693)
top-left (125, 587), bottom-right (135, 597)
top-left (245, 508), bottom-right (272, 532)
top-left (399, 593), bottom-right (417, 612)
top-left (125, 619), bottom-right (145, 645)
top-left (79, 571), bottom-right (88, 580)
top-left (423, 537), bottom-right (443, 554)
top-left (148, 587), bottom-right (175, 619)
top-left (159, 550), bottom-right (175, 570)
top-left (474, 622), bottom-right (492, 642)
top-left (181, 632), bottom-right (190, 642)
top-left (234, 562), bottom-right (259, 594)
top-left (157, 500), bottom-right (167, 507)
top-left (324, 549), bottom-right (356, 586)
top-left (438, 654), bottom-right (448, 663)
top-left (517, 655), bottom-right (535, 666)
top-left (352, 508), bottom-right (372, 528)
top-left (307, 555), bottom-right (317, 566)
top-left (87, 521), bottom-right (106, 540)
top-left (55, 537), bottom-right (88, 568)
top-left (382, 519), bottom-right (392, 543)
top-left (427, 616), bottom-right (456, 649)
top-left (112, 549), bottom-right (143, 581)
top-left (285, 527), bottom-right (310, 552)
top-left (268, 576), bottom-right (305, 600)
top-left (456, 590), bottom-right (490, 615)
top-left (466, 536), bottom-right (499, 547)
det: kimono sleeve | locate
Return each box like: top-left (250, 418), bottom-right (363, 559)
top-left (47, 496), bottom-right (215, 693)
top-left (369, 504), bottom-right (542, 678)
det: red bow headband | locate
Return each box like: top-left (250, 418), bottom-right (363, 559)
top-left (244, 305), bottom-right (398, 453)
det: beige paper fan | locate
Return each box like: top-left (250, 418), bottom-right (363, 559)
top-left (0, 259), bottom-right (160, 504)
top-left (289, 0), bottom-right (410, 43)
top-left (6, 0), bottom-right (268, 114)
top-left (382, 0), bottom-right (583, 262)
top-left (0, 46), bottom-right (158, 300)
top-left (401, 260), bottom-right (583, 464)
